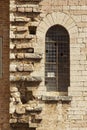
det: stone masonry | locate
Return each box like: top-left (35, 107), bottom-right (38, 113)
top-left (10, 0), bottom-right (87, 130)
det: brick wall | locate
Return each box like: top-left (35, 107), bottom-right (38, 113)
top-left (0, 0), bottom-right (9, 130)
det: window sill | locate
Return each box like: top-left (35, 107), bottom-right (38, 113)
top-left (41, 95), bottom-right (72, 102)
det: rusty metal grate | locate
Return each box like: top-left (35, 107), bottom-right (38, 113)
top-left (45, 25), bottom-right (70, 92)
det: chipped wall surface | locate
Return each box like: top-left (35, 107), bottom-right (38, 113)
top-left (10, 0), bottom-right (87, 130)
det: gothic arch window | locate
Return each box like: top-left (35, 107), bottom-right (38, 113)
top-left (45, 25), bottom-right (70, 92)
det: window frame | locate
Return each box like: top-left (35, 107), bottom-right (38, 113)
top-left (45, 25), bottom-right (70, 93)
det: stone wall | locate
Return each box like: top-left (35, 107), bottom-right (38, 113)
top-left (10, 0), bottom-right (87, 130)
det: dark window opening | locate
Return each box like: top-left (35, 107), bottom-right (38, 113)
top-left (45, 25), bottom-right (70, 92)
top-left (29, 26), bottom-right (37, 35)
top-left (11, 124), bottom-right (35, 130)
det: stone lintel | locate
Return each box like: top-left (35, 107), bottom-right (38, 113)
top-left (41, 95), bottom-right (72, 102)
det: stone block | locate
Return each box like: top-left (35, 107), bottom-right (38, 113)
top-left (70, 70), bottom-right (81, 76)
top-left (79, 0), bottom-right (86, 5)
top-left (10, 43), bottom-right (15, 49)
top-left (10, 64), bottom-right (17, 72)
top-left (10, 53), bottom-right (16, 60)
top-left (16, 43), bottom-right (33, 49)
top-left (15, 34), bottom-right (25, 39)
top-left (9, 119), bottom-right (17, 124)
top-left (10, 97), bottom-right (15, 102)
top-left (15, 97), bottom-right (21, 103)
top-left (68, 0), bottom-right (78, 5)
top-left (10, 31), bottom-right (15, 39)
top-left (82, 71), bottom-right (87, 75)
top-left (68, 114), bottom-right (83, 120)
top-left (25, 7), bottom-right (32, 12)
top-left (24, 64), bottom-right (34, 71)
top-left (16, 26), bottom-right (28, 32)
top-left (16, 63), bottom-right (34, 72)
top-left (11, 92), bottom-right (20, 98)
top-left (17, 64), bottom-right (24, 71)
top-left (10, 87), bottom-right (18, 92)
top-left (70, 82), bottom-right (83, 87)
top-left (72, 96), bottom-right (83, 101)
top-left (10, 5), bottom-right (16, 12)
top-left (24, 53), bottom-right (42, 59)
top-left (16, 53), bottom-right (24, 59)
top-left (16, 104), bottom-right (25, 114)
top-left (10, 13), bottom-right (15, 22)
top-left (57, 0), bottom-right (68, 6)
top-left (9, 102), bottom-right (16, 114)
top-left (17, 7), bottom-right (25, 12)
top-left (29, 123), bottom-right (38, 128)
top-left (83, 82), bottom-right (87, 86)
top-left (35, 115), bottom-right (42, 120)
top-left (42, 96), bottom-right (72, 101)
top-left (74, 110), bottom-right (85, 115)
top-left (68, 91), bottom-right (83, 96)
top-left (26, 106), bottom-right (42, 112)
top-left (15, 17), bottom-right (30, 22)
top-left (10, 74), bottom-right (42, 82)
top-left (26, 76), bottom-right (42, 82)
top-left (33, 7), bottom-right (40, 12)
top-left (82, 15), bottom-right (87, 22)
top-left (17, 115), bottom-right (29, 123)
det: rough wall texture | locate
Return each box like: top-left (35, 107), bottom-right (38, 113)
top-left (0, 0), bottom-right (9, 130)
top-left (10, 0), bottom-right (87, 130)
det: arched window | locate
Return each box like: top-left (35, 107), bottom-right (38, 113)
top-left (45, 25), bottom-right (70, 92)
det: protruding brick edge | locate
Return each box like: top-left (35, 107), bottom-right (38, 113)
top-left (10, 75), bottom-right (42, 82)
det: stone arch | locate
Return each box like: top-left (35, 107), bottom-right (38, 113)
top-left (36, 12), bottom-right (78, 40)
top-left (36, 12), bottom-right (78, 94)
top-left (45, 24), bottom-right (70, 92)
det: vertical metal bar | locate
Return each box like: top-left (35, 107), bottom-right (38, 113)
top-left (56, 41), bottom-right (58, 91)
top-left (45, 25), bottom-right (69, 92)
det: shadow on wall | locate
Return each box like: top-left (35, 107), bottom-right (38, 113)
top-left (15, 0), bottom-right (42, 4)
top-left (11, 124), bottom-right (35, 130)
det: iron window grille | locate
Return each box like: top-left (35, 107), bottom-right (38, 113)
top-left (45, 25), bottom-right (70, 92)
